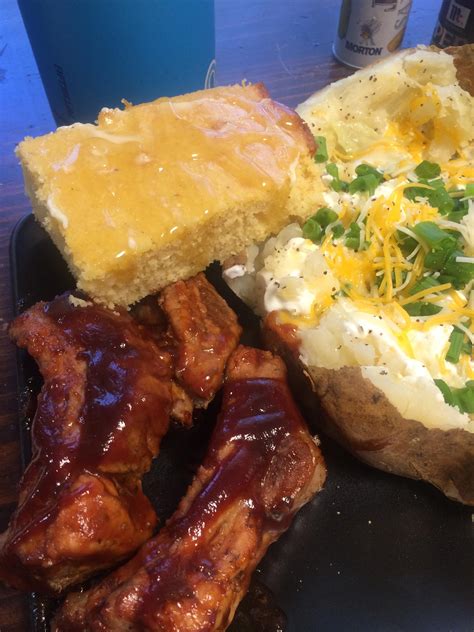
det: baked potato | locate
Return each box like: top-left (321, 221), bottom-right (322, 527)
top-left (223, 45), bottom-right (474, 505)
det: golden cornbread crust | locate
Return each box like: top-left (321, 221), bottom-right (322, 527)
top-left (17, 84), bottom-right (317, 307)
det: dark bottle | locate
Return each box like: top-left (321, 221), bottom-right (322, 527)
top-left (432, 0), bottom-right (474, 47)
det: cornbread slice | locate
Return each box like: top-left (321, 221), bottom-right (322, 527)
top-left (17, 84), bottom-right (320, 307)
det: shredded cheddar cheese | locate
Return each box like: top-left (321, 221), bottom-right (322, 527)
top-left (279, 142), bottom-right (473, 386)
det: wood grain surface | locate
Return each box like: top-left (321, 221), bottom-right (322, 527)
top-left (0, 1), bottom-right (440, 629)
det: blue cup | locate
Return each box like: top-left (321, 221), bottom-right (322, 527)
top-left (18, 0), bottom-right (216, 125)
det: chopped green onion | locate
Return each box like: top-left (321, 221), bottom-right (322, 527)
top-left (427, 186), bottom-right (455, 215)
top-left (435, 379), bottom-right (474, 414)
top-left (423, 247), bottom-right (474, 287)
top-left (333, 179), bottom-right (348, 192)
top-left (344, 222), bottom-right (361, 250)
top-left (315, 207), bottom-right (338, 228)
top-left (403, 302), bottom-right (443, 316)
top-left (435, 273), bottom-right (455, 285)
top-left (415, 160), bottom-right (441, 179)
top-left (331, 179), bottom-right (347, 192)
top-left (404, 184), bottom-right (455, 214)
top-left (454, 196), bottom-right (469, 213)
top-left (396, 230), bottom-right (418, 256)
top-left (446, 329), bottom-right (465, 363)
top-left (404, 185), bottom-right (429, 202)
top-left (418, 177), bottom-right (444, 189)
top-left (409, 276), bottom-right (440, 295)
top-left (326, 162), bottom-right (348, 192)
top-left (348, 173), bottom-right (380, 196)
top-left (446, 208), bottom-right (469, 223)
top-left (424, 249), bottom-right (453, 271)
top-left (326, 163), bottom-right (338, 178)
top-left (314, 136), bottom-right (328, 163)
top-left (448, 188), bottom-right (466, 199)
top-left (457, 387), bottom-right (474, 414)
top-left (345, 239), bottom-right (361, 251)
top-left (303, 207), bottom-right (339, 242)
top-left (441, 256), bottom-right (474, 287)
top-left (412, 222), bottom-right (457, 251)
top-left (302, 217), bottom-right (323, 243)
top-left (434, 379), bottom-right (456, 407)
top-left (463, 183), bottom-right (474, 199)
top-left (355, 164), bottom-right (384, 183)
top-left (331, 223), bottom-right (345, 239)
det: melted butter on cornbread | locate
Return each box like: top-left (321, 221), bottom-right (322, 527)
top-left (17, 84), bottom-right (318, 306)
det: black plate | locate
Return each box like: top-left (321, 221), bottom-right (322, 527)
top-left (9, 214), bottom-right (474, 632)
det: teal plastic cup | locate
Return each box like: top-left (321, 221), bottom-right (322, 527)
top-left (18, 0), bottom-right (216, 125)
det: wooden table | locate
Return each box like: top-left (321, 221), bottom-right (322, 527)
top-left (0, 1), bottom-right (441, 629)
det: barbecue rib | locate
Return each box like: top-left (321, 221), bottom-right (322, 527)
top-left (53, 346), bottom-right (327, 631)
top-left (0, 294), bottom-right (174, 594)
top-left (0, 275), bottom-right (241, 595)
top-left (134, 272), bottom-right (242, 423)
top-left (160, 272), bottom-right (242, 405)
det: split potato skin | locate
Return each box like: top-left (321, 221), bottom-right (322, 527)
top-left (445, 44), bottom-right (474, 96)
top-left (263, 314), bottom-right (474, 506)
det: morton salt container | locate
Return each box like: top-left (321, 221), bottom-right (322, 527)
top-left (333, 0), bottom-right (413, 69)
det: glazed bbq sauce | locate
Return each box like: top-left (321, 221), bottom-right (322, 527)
top-left (135, 376), bottom-right (313, 628)
top-left (4, 294), bottom-right (174, 587)
top-left (131, 296), bottom-right (178, 358)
